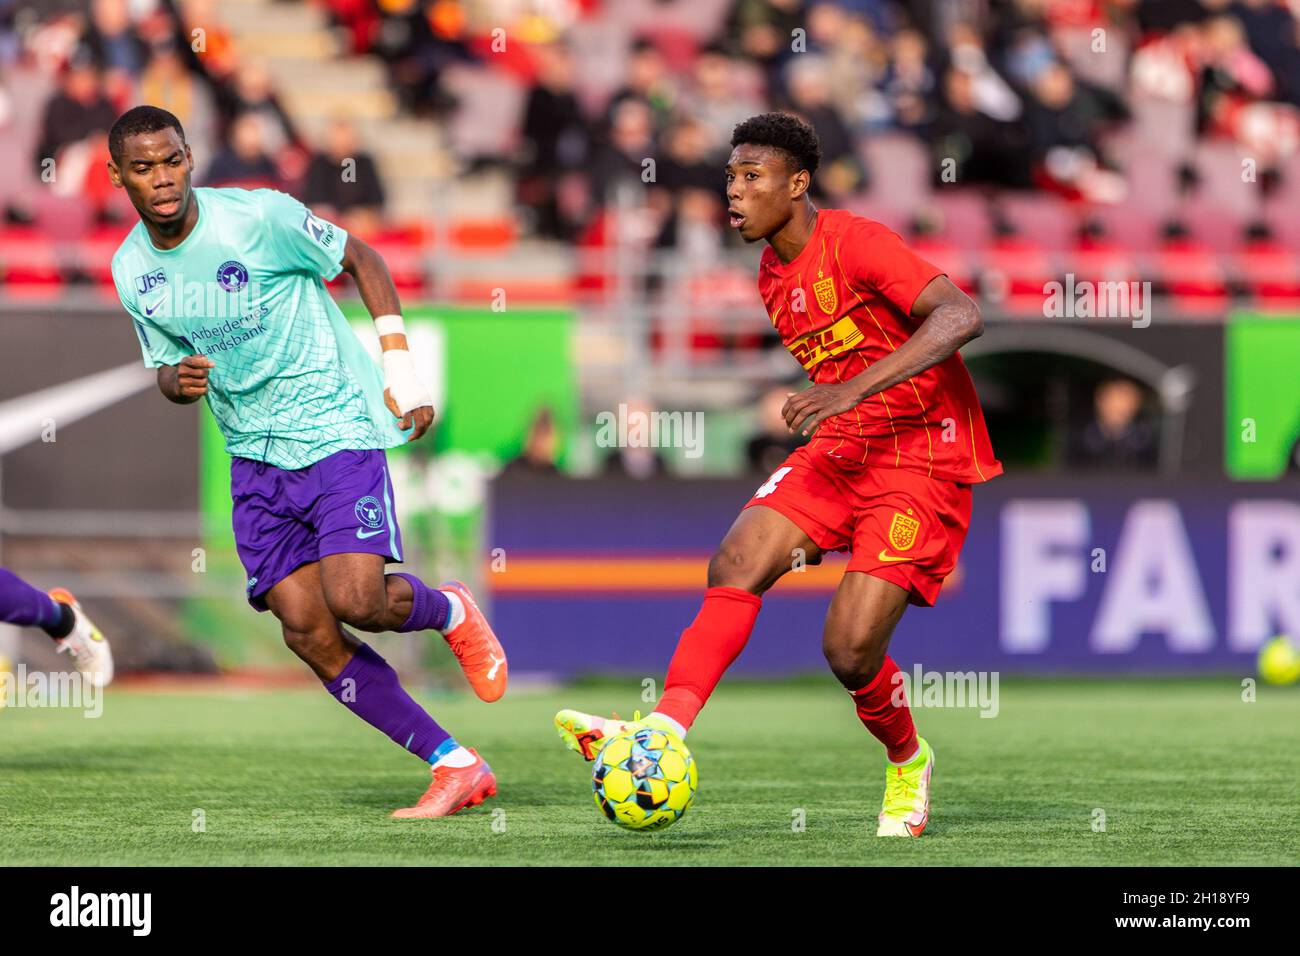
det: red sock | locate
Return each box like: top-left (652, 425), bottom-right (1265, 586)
top-left (655, 586), bottom-right (762, 730)
top-left (850, 656), bottom-right (919, 763)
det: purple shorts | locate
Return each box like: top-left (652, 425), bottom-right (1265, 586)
top-left (230, 449), bottom-right (403, 611)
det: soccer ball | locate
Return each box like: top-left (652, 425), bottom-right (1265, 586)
top-left (592, 727), bottom-right (697, 831)
top-left (1258, 635), bottom-right (1300, 686)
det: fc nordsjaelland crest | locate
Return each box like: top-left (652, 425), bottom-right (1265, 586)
top-left (812, 274), bottom-right (837, 315)
top-left (888, 509), bottom-right (921, 552)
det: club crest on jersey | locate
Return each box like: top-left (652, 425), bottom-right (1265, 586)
top-left (813, 275), bottom-right (838, 315)
top-left (888, 510), bottom-right (921, 552)
top-left (355, 496), bottom-right (384, 530)
top-left (216, 260), bottom-right (249, 292)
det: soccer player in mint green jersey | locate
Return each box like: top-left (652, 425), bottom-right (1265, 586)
top-left (106, 105), bottom-right (506, 818)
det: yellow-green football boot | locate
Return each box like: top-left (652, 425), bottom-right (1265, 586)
top-left (876, 737), bottom-right (933, 837)
top-left (554, 709), bottom-right (655, 761)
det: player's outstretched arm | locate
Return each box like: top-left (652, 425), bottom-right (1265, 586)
top-left (340, 235), bottom-right (435, 442)
top-left (157, 355), bottom-right (214, 405)
top-left (783, 276), bottom-right (982, 436)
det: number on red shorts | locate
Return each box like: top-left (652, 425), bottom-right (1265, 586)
top-left (754, 466), bottom-right (793, 499)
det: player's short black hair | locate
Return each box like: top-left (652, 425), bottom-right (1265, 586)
top-left (109, 106), bottom-right (187, 165)
top-left (730, 112), bottom-right (821, 177)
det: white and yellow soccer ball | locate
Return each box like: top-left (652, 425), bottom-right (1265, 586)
top-left (1258, 635), bottom-right (1300, 686)
top-left (592, 727), bottom-right (697, 831)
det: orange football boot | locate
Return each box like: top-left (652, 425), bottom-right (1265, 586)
top-left (391, 750), bottom-right (497, 819)
top-left (441, 581), bottom-right (507, 702)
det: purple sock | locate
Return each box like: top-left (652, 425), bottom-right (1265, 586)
top-left (325, 643), bottom-right (453, 763)
top-left (390, 573), bottom-right (451, 632)
top-left (0, 568), bottom-right (68, 636)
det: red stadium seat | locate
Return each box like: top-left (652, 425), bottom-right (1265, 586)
top-left (860, 133), bottom-right (932, 215)
top-left (0, 226), bottom-right (64, 296)
top-left (1237, 241), bottom-right (1300, 308)
top-left (448, 217), bottom-right (516, 253)
top-left (1155, 237), bottom-right (1229, 315)
top-left (1071, 237), bottom-right (1141, 289)
top-left (366, 239), bottom-right (428, 293)
top-left (979, 236), bottom-right (1056, 315)
top-left (368, 222), bottom-right (431, 247)
top-left (996, 194), bottom-right (1080, 250)
top-left (1086, 202), bottom-right (1162, 251)
top-left (78, 224), bottom-right (134, 289)
top-left (1178, 197), bottom-right (1247, 255)
top-left (448, 277), bottom-right (573, 304)
top-left (929, 191), bottom-right (993, 248)
top-left (909, 236), bottom-right (978, 296)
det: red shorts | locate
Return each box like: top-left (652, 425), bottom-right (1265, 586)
top-left (743, 446), bottom-right (972, 607)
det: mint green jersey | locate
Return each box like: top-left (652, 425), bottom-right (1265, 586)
top-left (111, 186), bottom-right (408, 469)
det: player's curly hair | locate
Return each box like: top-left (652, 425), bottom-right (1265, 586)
top-left (730, 112), bottom-right (821, 177)
top-left (109, 106), bottom-right (187, 165)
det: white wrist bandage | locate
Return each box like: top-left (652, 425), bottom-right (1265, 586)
top-left (374, 314), bottom-right (406, 338)
top-left (381, 348), bottom-right (432, 416)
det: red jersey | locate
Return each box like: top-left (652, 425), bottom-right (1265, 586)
top-left (757, 209), bottom-right (1002, 484)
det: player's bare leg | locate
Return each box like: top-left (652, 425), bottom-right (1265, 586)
top-left (823, 571), bottom-right (933, 836)
top-left (267, 562), bottom-right (495, 818)
top-left (318, 552), bottom-right (507, 702)
top-left (556, 505), bottom-right (820, 757)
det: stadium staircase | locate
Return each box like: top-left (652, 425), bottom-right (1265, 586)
top-left (218, 0), bottom-right (452, 223)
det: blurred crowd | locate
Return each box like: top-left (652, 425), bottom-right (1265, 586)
top-left (503, 0), bottom-right (1300, 245)
top-left (5, 0), bottom-right (1300, 243)
top-left (1, 0), bottom-right (385, 232)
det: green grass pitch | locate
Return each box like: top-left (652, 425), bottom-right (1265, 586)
top-left (1, 676), bottom-right (1296, 866)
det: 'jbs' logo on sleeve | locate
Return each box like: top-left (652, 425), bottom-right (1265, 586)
top-left (788, 316), bottom-right (864, 370)
top-left (134, 268), bottom-right (167, 295)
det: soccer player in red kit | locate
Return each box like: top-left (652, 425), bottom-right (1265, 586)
top-left (555, 112), bottom-right (1001, 836)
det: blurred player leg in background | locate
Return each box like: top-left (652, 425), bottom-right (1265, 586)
top-left (0, 567), bottom-right (114, 687)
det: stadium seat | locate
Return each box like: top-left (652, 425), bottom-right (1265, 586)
top-left (1155, 236), bottom-right (1229, 315)
top-left (1071, 238), bottom-right (1141, 291)
top-left (448, 277), bottom-right (573, 304)
top-left (0, 226), bottom-right (64, 294)
top-left (1260, 154), bottom-right (1300, 250)
top-left (978, 235), bottom-right (1056, 315)
top-left (448, 217), bottom-right (517, 253)
top-left (77, 224), bottom-right (134, 289)
top-left (1237, 240), bottom-right (1300, 308)
top-left (929, 191), bottom-right (993, 248)
top-left (1192, 140), bottom-right (1262, 223)
top-left (909, 236), bottom-right (978, 296)
top-left (996, 194), bottom-right (1080, 250)
top-left (1087, 202), bottom-right (1162, 251)
top-left (1178, 195), bottom-right (1248, 255)
top-left (1123, 154), bottom-right (1181, 229)
top-left (860, 133), bottom-right (932, 214)
top-left (366, 239), bottom-right (429, 293)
